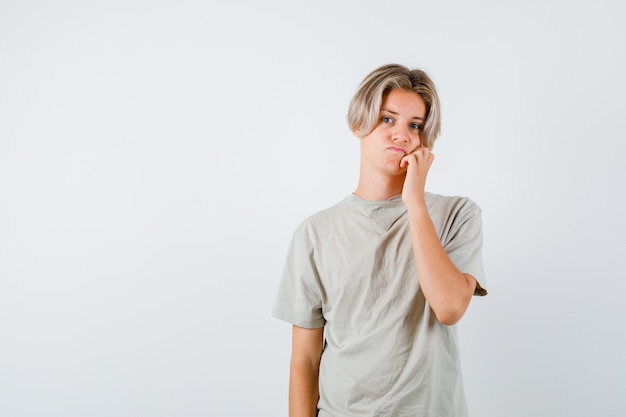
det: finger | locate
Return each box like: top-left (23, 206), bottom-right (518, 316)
top-left (418, 147), bottom-right (434, 162)
top-left (410, 146), bottom-right (429, 157)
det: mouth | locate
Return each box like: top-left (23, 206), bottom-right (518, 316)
top-left (388, 146), bottom-right (407, 155)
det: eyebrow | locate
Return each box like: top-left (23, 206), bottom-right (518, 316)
top-left (381, 107), bottom-right (424, 121)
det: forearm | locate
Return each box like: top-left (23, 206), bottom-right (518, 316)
top-left (289, 359), bottom-right (320, 417)
top-left (407, 201), bottom-right (475, 325)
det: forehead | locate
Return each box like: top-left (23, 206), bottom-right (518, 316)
top-left (381, 89), bottom-right (426, 118)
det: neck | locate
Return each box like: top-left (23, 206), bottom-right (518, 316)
top-left (354, 171), bottom-right (406, 201)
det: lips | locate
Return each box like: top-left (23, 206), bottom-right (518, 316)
top-left (388, 146), bottom-right (407, 155)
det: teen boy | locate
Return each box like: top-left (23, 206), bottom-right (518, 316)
top-left (273, 63), bottom-right (487, 417)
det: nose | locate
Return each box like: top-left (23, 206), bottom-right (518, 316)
top-left (392, 125), bottom-right (410, 144)
top-left (392, 125), bottom-right (421, 148)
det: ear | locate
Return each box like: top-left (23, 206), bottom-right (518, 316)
top-left (351, 128), bottom-right (363, 138)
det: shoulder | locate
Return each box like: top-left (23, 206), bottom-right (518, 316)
top-left (426, 192), bottom-right (481, 216)
top-left (302, 197), bottom-right (354, 226)
top-left (292, 197), bottom-right (353, 239)
top-left (425, 192), bottom-right (483, 231)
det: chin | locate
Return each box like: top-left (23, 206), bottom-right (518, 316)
top-left (382, 164), bottom-right (407, 176)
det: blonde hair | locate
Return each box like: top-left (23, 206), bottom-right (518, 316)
top-left (347, 64), bottom-right (442, 149)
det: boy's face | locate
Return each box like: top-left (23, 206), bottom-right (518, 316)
top-left (356, 89), bottom-right (427, 177)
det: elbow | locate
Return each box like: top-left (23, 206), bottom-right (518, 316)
top-left (433, 305), bottom-right (467, 326)
top-left (432, 274), bottom-right (476, 325)
top-left (435, 311), bottom-right (461, 326)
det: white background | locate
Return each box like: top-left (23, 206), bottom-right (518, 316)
top-left (1, 1), bottom-right (625, 416)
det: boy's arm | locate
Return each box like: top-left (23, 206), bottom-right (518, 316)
top-left (405, 203), bottom-right (477, 325)
top-left (289, 325), bottom-right (324, 417)
top-left (401, 148), bottom-right (477, 325)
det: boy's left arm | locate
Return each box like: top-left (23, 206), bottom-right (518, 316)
top-left (401, 147), bottom-right (477, 325)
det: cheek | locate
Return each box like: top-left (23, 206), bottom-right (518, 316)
top-left (414, 132), bottom-right (423, 146)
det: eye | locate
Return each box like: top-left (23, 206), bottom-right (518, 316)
top-left (410, 123), bottom-right (421, 130)
top-left (382, 116), bottom-right (393, 124)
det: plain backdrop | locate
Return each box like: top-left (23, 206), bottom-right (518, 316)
top-left (1, 1), bottom-right (625, 416)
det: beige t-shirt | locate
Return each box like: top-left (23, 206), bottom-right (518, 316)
top-left (273, 193), bottom-right (487, 417)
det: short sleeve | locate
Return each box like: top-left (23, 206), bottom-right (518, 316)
top-left (272, 221), bottom-right (326, 328)
top-left (443, 199), bottom-right (488, 296)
